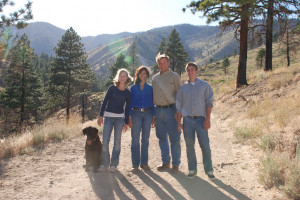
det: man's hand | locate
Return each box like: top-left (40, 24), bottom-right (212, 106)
top-left (203, 118), bottom-right (211, 130)
top-left (177, 122), bottom-right (183, 133)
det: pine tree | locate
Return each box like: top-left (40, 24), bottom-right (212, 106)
top-left (256, 48), bottom-right (266, 69)
top-left (128, 41), bottom-right (141, 75)
top-left (185, 0), bottom-right (257, 88)
top-left (77, 63), bottom-right (95, 122)
top-left (165, 29), bottom-right (188, 76)
top-left (0, 0), bottom-right (33, 30)
top-left (222, 57), bottom-right (230, 75)
top-left (48, 27), bottom-right (88, 121)
top-left (157, 38), bottom-right (167, 54)
top-left (0, 34), bottom-right (43, 126)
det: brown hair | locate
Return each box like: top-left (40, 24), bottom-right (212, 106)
top-left (113, 68), bottom-right (133, 86)
top-left (134, 66), bottom-right (150, 85)
top-left (185, 62), bottom-right (198, 70)
top-left (155, 53), bottom-right (169, 63)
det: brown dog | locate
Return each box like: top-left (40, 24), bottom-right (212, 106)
top-left (83, 126), bottom-right (102, 172)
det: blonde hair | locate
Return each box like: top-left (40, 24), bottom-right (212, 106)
top-left (113, 68), bottom-right (133, 86)
top-left (155, 53), bottom-right (169, 63)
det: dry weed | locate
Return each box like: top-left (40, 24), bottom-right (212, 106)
top-left (0, 114), bottom-right (84, 159)
top-left (259, 154), bottom-right (285, 189)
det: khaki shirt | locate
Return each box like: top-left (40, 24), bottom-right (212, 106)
top-left (152, 69), bottom-right (182, 106)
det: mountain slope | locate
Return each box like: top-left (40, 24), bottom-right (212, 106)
top-left (16, 22), bottom-right (239, 80)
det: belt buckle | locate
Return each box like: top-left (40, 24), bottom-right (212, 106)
top-left (141, 108), bottom-right (145, 112)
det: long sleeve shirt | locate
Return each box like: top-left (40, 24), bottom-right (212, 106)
top-left (129, 83), bottom-right (155, 115)
top-left (152, 69), bottom-right (182, 106)
top-left (99, 85), bottom-right (132, 124)
top-left (176, 78), bottom-right (214, 117)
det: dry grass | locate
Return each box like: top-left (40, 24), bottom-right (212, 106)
top-left (0, 114), bottom-right (101, 159)
top-left (258, 154), bottom-right (285, 189)
top-left (234, 125), bottom-right (263, 143)
top-left (204, 35), bottom-right (300, 198)
top-left (280, 152), bottom-right (300, 200)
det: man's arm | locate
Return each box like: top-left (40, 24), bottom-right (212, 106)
top-left (203, 107), bottom-right (212, 130)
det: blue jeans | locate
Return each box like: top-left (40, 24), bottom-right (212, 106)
top-left (183, 116), bottom-right (213, 173)
top-left (101, 117), bottom-right (124, 168)
top-left (155, 105), bottom-right (181, 166)
top-left (131, 110), bottom-right (153, 167)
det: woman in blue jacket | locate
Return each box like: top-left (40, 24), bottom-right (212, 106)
top-left (129, 66), bottom-right (155, 172)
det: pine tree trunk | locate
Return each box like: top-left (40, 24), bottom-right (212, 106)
top-left (236, 4), bottom-right (249, 88)
top-left (20, 69), bottom-right (25, 125)
top-left (286, 29), bottom-right (290, 67)
top-left (66, 72), bottom-right (71, 123)
top-left (265, 0), bottom-right (274, 71)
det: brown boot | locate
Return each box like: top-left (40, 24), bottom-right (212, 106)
top-left (140, 164), bottom-right (150, 170)
top-left (157, 163), bottom-right (170, 171)
top-left (171, 166), bottom-right (179, 174)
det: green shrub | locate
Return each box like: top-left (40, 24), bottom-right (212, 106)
top-left (234, 126), bottom-right (262, 142)
top-left (259, 155), bottom-right (285, 189)
top-left (32, 132), bottom-right (45, 146)
top-left (259, 134), bottom-right (276, 152)
top-left (280, 148), bottom-right (300, 199)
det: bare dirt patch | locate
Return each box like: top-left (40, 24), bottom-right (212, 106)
top-left (0, 109), bottom-right (283, 199)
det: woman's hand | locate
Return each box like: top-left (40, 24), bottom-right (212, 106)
top-left (97, 117), bottom-right (103, 126)
top-left (151, 117), bottom-right (156, 128)
top-left (123, 124), bottom-right (128, 133)
top-left (128, 117), bottom-right (133, 128)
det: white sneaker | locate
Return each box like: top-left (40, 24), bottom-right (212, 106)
top-left (110, 166), bottom-right (116, 173)
top-left (98, 165), bottom-right (106, 172)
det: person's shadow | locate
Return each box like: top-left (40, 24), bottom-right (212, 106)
top-left (169, 171), bottom-right (252, 200)
top-left (88, 170), bottom-right (147, 200)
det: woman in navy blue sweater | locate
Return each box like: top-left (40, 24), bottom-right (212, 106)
top-left (129, 66), bottom-right (155, 172)
top-left (97, 68), bottom-right (133, 173)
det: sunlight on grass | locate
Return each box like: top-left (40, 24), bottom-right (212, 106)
top-left (0, 114), bottom-right (84, 159)
top-left (259, 154), bottom-right (285, 189)
top-left (234, 126), bottom-right (263, 142)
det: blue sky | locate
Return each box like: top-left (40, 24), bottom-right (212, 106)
top-left (6, 0), bottom-right (215, 36)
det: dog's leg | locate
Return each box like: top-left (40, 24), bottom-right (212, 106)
top-left (85, 148), bottom-right (90, 172)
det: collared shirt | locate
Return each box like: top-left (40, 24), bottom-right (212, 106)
top-left (152, 69), bottom-right (182, 106)
top-left (176, 78), bottom-right (214, 117)
top-left (129, 83), bottom-right (155, 115)
top-left (99, 85), bottom-right (131, 124)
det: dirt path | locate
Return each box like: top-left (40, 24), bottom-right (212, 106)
top-left (0, 110), bottom-right (282, 200)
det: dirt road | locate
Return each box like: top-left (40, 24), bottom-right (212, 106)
top-left (0, 110), bottom-right (282, 200)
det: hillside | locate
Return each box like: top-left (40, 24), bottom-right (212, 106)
top-left (16, 22), bottom-right (238, 80)
top-left (87, 24), bottom-right (238, 79)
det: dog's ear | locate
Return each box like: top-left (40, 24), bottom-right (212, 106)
top-left (92, 127), bottom-right (99, 135)
top-left (82, 127), bottom-right (89, 135)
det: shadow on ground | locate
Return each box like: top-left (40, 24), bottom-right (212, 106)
top-left (88, 169), bottom-right (251, 200)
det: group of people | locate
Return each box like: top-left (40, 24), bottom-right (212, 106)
top-left (97, 53), bottom-right (215, 180)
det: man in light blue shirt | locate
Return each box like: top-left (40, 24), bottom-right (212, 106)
top-left (176, 62), bottom-right (215, 180)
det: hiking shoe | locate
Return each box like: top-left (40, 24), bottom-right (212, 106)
top-left (140, 164), bottom-right (150, 170)
top-left (207, 171), bottom-right (215, 180)
top-left (171, 166), bottom-right (179, 174)
top-left (131, 167), bottom-right (139, 172)
top-left (187, 170), bottom-right (197, 179)
top-left (98, 165), bottom-right (106, 172)
top-left (157, 163), bottom-right (170, 171)
top-left (110, 166), bottom-right (117, 173)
